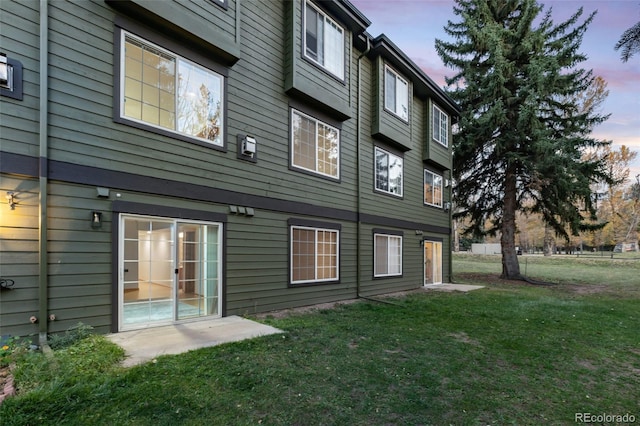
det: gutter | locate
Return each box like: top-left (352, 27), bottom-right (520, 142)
top-left (356, 36), bottom-right (370, 299)
top-left (38, 0), bottom-right (49, 345)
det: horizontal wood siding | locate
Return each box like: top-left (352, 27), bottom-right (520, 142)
top-left (371, 58), bottom-right (412, 150)
top-left (0, 1), bottom-right (41, 157)
top-left (44, 182), bottom-right (114, 334)
top-left (226, 211), bottom-right (357, 315)
top-left (284, 0), bottom-right (352, 118)
top-left (424, 98), bottom-right (452, 169)
top-left (0, 177), bottom-right (40, 337)
top-left (1, 0), bottom-right (455, 337)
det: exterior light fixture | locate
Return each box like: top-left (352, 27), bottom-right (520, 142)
top-left (6, 191), bottom-right (16, 210)
top-left (91, 211), bottom-right (103, 229)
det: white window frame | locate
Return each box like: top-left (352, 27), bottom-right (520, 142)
top-left (291, 109), bottom-right (340, 179)
top-left (290, 226), bottom-right (340, 284)
top-left (384, 65), bottom-right (409, 122)
top-left (375, 147), bottom-right (403, 197)
top-left (374, 234), bottom-right (403, 277)
top-left (432, 105), bottom-right (449, 147)
top-left (120, 31), bottom-right (225, 147)
top-left (424, 169), bottom-right (443, 208)
top-left (303, 0), bottom-right (345, 80)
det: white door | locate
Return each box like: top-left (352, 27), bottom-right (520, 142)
top-left (424, 241), bottom-right (443, 285)
top-left (119, 214), bottom-right (222, 330)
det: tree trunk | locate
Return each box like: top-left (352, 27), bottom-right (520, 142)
top-left (543, 225), bottom-right (555, 256)
top-left (501, 165), bottom-right (521, 279)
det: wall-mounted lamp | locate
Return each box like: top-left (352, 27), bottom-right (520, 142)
top-left (0, 53), bottom-right (8, 87)
top-left (444, 202), bottom-right (451, 212)
top-left (6, 191), bottom-right (16, 210)
top-left (91, 211), bottom-right (103, 229)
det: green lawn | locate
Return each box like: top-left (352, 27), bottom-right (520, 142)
top-left (1, 254), bottom-right (638, 425)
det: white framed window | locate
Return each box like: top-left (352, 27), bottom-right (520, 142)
top-left (120, 31), bottom-right (224, 146)
top-left (291, 226), bottom-right (339, 284)
top-left (384, 65), bottom-right (409, 121)
top-left (304, 0), bottom-right (344, 79)
top-left (432, 105), bottom-right (449, 147)
top-left (375, 147), bottom-right (403, 197)
top-left (374, 234), bottom-right (403, 277)
top-left (424, 169), bottom-right (443, 208)
top-left (291, 109), bottom-right (340, 179)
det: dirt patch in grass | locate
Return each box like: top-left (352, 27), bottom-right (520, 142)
top-left (454, 273), bottom-right (609, 295)
top-left (447, 331), bottom-right (482, 347)
top-left (254, 288), bottom-right (432, 320)
top-left (254, 299), bottom-right (362, 320)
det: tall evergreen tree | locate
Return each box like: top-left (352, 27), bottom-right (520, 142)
top-left (615, 12), bottom-right (640, 62)
top-left (435, 0), bottom-right (610, 279)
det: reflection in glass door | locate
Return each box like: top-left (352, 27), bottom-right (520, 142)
top-left (177, 223), bottom-right (220, 320)
top-left (120, 215), bottom-right (221, 330)
top-left (424, 241), bottom-right (443, 285)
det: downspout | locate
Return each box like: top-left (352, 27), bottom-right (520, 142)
top-left (38, 0), bottom-right (49, 345)
top-left (356, 36), bottom-right (370, 299)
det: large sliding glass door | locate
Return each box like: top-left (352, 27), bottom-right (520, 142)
top-left (119, 215), bottom-right (221, 330)
top-left (424, 241), bottom-right (443, 285)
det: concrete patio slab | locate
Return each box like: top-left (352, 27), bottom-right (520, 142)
top-left (423, 283), bottom-right (485, 292)
top-left (107, 316), bottom-right (283, 367)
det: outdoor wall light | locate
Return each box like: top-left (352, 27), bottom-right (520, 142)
top-left (6, 191), bottom-right (16, 210)
top-left (91, 211), bottom-right (103, 229)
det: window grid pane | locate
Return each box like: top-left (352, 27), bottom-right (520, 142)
top-left (374, 234), bottom-right (402, 277)
top-left (397, 77), bottom-right (409, 121)
top-left (292, 228), bottom-right (316, 282)
top-left (385, 68), bottom-right (396, 113)
top-left (292, 110), bottom-right (339, 178)
top-left (122, 32), bottom-right (223, 146)
top-left (304, 1), bottom-right (344, 79)
top-left (433, 106), bottom-right (449, 147)
top-left (384, 66), bottom-right (409, 121)
top-left (291, 226), bottom-right (338, 283)
top-left (374, 235), bottom-right (388, 275)
top-left (305, 6), bottom-right (319, 61)
top-left (324, 19), bottom-right (343, 78)
top-left (177, 60), bottom-right (223, 144)
top-left (375, 147), bottom-right (403, 197)
top-left (424, 170), bottom-right (443, 207)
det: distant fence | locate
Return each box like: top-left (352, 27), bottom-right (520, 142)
top-left (576, 251), bottom-right (640, 261)
top-left (470, 243), bottom-right (502, 255)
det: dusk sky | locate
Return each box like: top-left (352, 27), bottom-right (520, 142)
top-left (351, 0), bottom-right (640, 180)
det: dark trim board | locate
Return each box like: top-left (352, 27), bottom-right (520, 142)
top-left (112, 201), bottom-right (228, 223)
top-left (0, 152), bottom-right (38, 177)
top-left (2, 152), bottom-right (451, 234)
top-left (360, 213), bottom-right (450, 235)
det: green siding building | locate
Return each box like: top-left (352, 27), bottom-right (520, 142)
top-left (0, 0), bottom-right (460, 342)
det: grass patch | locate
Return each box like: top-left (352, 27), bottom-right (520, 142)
top-left (1, 256), bottom-right (639, 425)
top-left (454, 252), bottom-right (640, 297)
